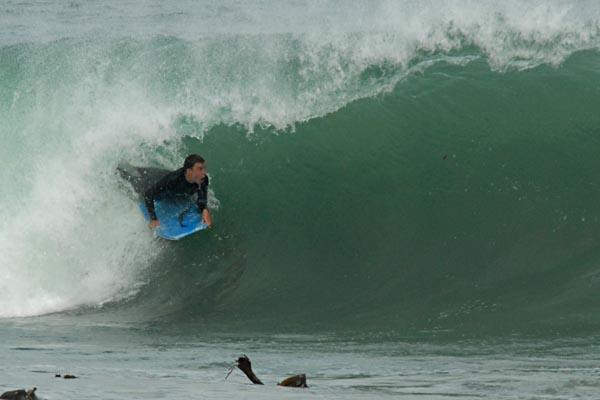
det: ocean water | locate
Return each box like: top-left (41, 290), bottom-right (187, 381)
top-left (2, 1), bottom-right (600, 398)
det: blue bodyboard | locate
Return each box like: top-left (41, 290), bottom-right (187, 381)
top-left (139, 200), bottom-right (207, 240)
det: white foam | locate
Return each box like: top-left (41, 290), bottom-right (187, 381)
top-left (0, 76), bottom-right (173, 318)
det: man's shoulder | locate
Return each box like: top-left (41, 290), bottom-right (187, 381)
top-left (199, 174), bottom-right (209, 189)
top-left (162, 167), bottom-right (185, 180)
top-left (150, 167), bottom-right (183, 188)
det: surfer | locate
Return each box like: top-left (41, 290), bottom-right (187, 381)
top-left (142, 154), bottom-right (212, 229)
top-left (0, 387), bottom-right (37, 400)
top-left (226, 355), bottom-right (308, 388)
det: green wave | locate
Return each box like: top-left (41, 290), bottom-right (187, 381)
top-left (110, 51), bottom-right (600, 337)
top-left (1, 32), bottom-right (600, 337)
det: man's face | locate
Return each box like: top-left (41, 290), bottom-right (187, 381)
top-left (190, 162), bottom-right (206, 183)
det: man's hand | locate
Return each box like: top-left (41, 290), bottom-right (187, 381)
top-left (149, 219), bottom-right (160, 229)
top-left (202, 209), bottom-right (212, 228)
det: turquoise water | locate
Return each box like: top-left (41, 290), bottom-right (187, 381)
top-left (3, 319), bottom-right (600, 399)
top-left (2, 1), bottom-right (600, 398)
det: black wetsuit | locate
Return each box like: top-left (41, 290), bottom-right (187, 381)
top-left (143, 168), bottom-right (209, 221)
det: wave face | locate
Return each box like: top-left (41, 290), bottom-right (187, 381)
top-left (2, 0), bottom-right (600, 336)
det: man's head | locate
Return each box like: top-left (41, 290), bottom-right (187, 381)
top-left (183, 154), bottom-right (206, 184)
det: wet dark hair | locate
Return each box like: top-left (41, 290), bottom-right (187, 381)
top-left (183, 154), bottom-right (205, 170)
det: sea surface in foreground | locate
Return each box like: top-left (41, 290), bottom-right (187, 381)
top-left (2, 319), bottom-right (600, 399)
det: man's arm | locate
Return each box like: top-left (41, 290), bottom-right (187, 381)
top-left (144, 187), bottom-right (159, 221)
top-left (144, 174), bottom-right (172, 223)
top-left (197, 176), bottom-right (212, 227)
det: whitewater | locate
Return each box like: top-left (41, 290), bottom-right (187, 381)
top-left (2, 1), bottom-right (600, 398)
